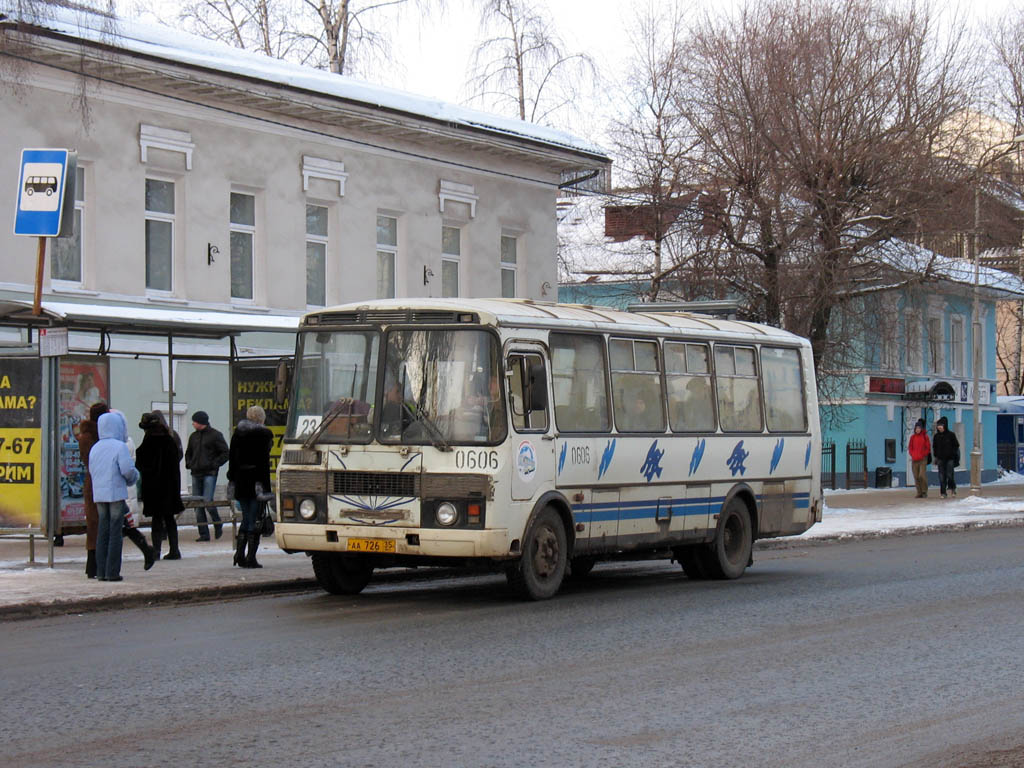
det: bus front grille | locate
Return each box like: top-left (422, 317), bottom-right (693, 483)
top-left (332, 471), bottom-right (419, 498)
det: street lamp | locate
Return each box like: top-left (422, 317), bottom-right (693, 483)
top-left (970, 133), bottom-right (1024, 492)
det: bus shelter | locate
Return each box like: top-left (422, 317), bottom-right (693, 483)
top-left (0, 299), bottom-right (298, 566)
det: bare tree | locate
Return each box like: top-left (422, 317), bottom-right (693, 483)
top-left (674, 0), bottom-right (977, 387)
top-left (172, 0), bottom-right (426, 77)
top-left (467, 0), bottom-right (594, 125)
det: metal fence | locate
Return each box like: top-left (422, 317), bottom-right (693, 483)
top-left (821, 441), bottom-right (836, 489)
top-left (846, 439), bottom-right (868, 489)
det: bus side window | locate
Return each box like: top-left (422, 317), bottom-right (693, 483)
top-left (715, 345), bottom-right (764, 432)
top-left (508, 353), bottom-right (548, 432)
top-left (761, 346), bottom-right (807, 431)
top-left (665, 341), bottom-right (716, 432)
top-left (550, 333), bottom-right (611, 432)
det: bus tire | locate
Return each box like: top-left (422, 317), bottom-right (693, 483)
top-left (674, 545), bottom-right (710, 580)
top-left (568, 556), bottom-right (596, 580)
top-left (311, 552), bottom-right (373, 595)
top-left (507, 507), bottom-right (567, 600)
top-left (703, 498), bottom-right (753, 580)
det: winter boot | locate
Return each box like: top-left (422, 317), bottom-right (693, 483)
top-left (85, 549), bottom-right (97, 579)
top-left (125, 527), bottom-right (155, 570)
top-left (164, 524), bottom-right (182, 560)
top-left (244, 533), bottom-right (262, 568)
top-left (233, 533), bottom-right (247, 567)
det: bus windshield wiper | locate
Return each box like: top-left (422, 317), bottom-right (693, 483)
top-left (407, 404), bottom-right (451, 452)
top-left (302, 399), bottom-right (355, 449)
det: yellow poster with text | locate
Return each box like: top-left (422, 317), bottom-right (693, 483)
top-left (0, 358), bottom-right (43, 528)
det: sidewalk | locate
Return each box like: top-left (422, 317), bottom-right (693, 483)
top-left (2, 477), bottom-right (1023, 619)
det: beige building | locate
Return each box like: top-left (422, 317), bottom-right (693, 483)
top-left (0, 8), bottom-right (608, 313)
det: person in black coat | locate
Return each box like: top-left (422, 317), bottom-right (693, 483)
top-left (137, 412), bottom-right (185, 560)
top-left (227, 405), bottom-right (274, 568)
top-left (932, 416), bottom-right (960, 498)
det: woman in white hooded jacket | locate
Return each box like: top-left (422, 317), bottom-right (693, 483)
top-left (88, 411), bottom-right (139, 581)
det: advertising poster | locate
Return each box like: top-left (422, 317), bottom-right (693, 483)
top-left (230, 360), bottom-right (290, 477)
top-left (0, 357), bottom-right (43, 528)
top-left (58, 357), bottom-right (110, 530)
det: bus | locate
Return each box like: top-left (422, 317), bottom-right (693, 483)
top-left (275, 298), bottom-right (821, 600)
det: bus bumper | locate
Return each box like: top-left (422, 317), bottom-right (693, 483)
top-left (276, 523), bottom-right (512, 559)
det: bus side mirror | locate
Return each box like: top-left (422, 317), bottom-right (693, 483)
top-left (274, 358), bottom-right (292, 406)
top-left (528, 361), bottom-right (547, 411)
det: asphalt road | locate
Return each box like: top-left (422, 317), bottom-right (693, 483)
top-left (2, 529), bottom-right (1023, 768)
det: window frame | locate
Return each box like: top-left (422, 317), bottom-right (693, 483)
top-left (376, 213), bottom-right (398, 299)
top-left (500, 233), bottom-right (517, 299)
top-left (927, 315), bottom-right (943, 375)
top-left (950, 315), bottom-right (965, 376)
top-left (230, 190), bottom-right (257, 302)
top-left (549, 331), bottom-right (612, 434)
top-left (760, 345), bottom-right (808, 433)
top-left (441, 224), bottom-right (461, 298)
top-left (305, 202), bottom-right (329, 308)
top-left (51, 165), bottom-right (86, 288)
top-left (713, 343), bottom-right (765, 433)
top-left (144, 176), bottom-right (176, 295)
top-left (664, 340), bottom-right (717, 434)
top-left (609, 335), bottom-right (667, 434)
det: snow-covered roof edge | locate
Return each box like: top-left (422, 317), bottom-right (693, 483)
top-left (2, 5), bottom-right (609, 162)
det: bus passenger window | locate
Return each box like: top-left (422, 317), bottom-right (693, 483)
top-left (508, 353), bottom-right (548, 432)
top-left (715, 345), bottom-right (764, 432)
top-left (761, 347), bottom-right (807, 432)
top-left (550, 333), bottom-right (610, 432)
top-left (610, 338), bottom-right (666, 433)
top-left (665, 342), bottom-right (715, 432)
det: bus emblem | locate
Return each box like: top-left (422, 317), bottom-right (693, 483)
top-left (517, 440), bottom-right (537, 481)
top-left (727, 440), bottom-right (749, 476)
top-left (640, 440), bottom-right (664, 483)
top-left (770, 438), bottom-right (785, 474)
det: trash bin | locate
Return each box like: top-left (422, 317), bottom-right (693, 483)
top-left (875, 466), bottom-right (892, 488)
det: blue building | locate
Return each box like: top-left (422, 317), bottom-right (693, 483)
top-left (557, 196), bottom-right (1024, 488)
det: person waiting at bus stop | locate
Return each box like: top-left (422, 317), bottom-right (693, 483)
top-left (137, 412), bottom-right (184, 560)
top-left (908, 418), bottom-right (931, 498)
top-left (932, 416), bottom-right (960, 498)
top-left (227, 405), bottom-right (274, 568)
top-left (185, 410), bottom-right (229, 541)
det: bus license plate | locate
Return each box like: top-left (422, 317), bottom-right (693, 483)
top-left (347, 538), bottom-right (396, 553)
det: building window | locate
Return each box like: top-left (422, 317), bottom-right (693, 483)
top-left (145, 178), bottom-right (174, 292)
top-left (230, 192), bottom-right (256, 300)
top-left (927, 316), bottom-right (943, 374)
top-left (52, 166), bottom-right (85, 285)
top-left (950, 316), bottom-right (964, 376)
top-left (500, 234), bottom-right (517, 298)
top-left (306, 204), bottom-right (328, 306)
top-left (905, 312), bottom-right (922, 372)
top-left (441, 225), bottom-right (460, 298)
top-left (376, 215), bottom-right (397, 299)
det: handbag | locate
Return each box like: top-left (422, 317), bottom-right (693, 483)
top-left (260, 504), bottom-right (275, 537)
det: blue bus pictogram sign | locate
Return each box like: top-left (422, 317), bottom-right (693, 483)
top-left (14, 148), bottom-right (75, 237)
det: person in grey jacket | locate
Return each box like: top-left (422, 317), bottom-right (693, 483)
top-left (184, 411), bottom-right (229, 541)
top-left (88, 412), bottom-right (139, 581)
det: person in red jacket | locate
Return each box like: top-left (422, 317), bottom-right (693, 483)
top-left (908, 418), bottom-right (931, 498)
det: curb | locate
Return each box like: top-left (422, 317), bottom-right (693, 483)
top-left (5, 519), bottom-right (1023, 620)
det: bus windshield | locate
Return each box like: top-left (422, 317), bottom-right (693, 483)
top-left (380, 329), bottom-right (506, 446)
top-left (287, 327), bottom-right (507, 446)
top-left (287, 330), bottom-right (380, 443)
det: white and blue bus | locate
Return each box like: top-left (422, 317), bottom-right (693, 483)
top-left (275, 298), bottom-right (821, 599)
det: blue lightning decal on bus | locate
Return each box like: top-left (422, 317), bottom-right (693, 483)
top-left (689, 439), bottom-right (706, 476)
top-left (805, 440), bottom-right (812, 470)
top-left (770, 438), bottom-right (784, 474)
top-left (558, 442), bottom-right (567, 475)
top-left (598, 438), bottom-right (616, 480)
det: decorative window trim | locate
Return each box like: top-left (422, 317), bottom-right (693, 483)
top-left (439, 179), bottom-right (478, 218)
top-left (140, 124), bottom-right (194, 170)
top-left (302, 155), bottom-right (348, 196)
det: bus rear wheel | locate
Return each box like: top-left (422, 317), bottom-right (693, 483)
top-left (507, 507), bottom-right (567, 600)
top-left (311, 552), bottom-right (373, 595)
top-left (702, 498), bottom-right (752, 580)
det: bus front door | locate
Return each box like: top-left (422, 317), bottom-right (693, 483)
top-left (506, 346), bottom-right (554, 502)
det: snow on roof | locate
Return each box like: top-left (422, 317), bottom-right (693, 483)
top-left (6, 5), bottom-right (607, 161)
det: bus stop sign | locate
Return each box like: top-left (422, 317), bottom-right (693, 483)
top-left (14, 148), bottom-right (76, 237)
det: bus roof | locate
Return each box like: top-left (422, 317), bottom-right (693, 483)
top-left (303, 298), bottom-right (808, 345)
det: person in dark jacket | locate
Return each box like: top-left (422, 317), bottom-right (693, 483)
top-left (76, 402), bottom-right (107, 578)
top-left (138, 412), bottom-right (185, 560)
top-left (184, 410), bottom-right (229, 541)
top-left (932, 416), bottom-right (960, 498)
top-left (227, 405), bottom-right (273, 568)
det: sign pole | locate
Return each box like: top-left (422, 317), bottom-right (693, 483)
top-left (33, 237), bottom-right (45, 316)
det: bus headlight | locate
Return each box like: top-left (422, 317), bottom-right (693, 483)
top-left (298, 498), bottom-right (318, 520)
top-left (436, 502), bottom-right (458, 527)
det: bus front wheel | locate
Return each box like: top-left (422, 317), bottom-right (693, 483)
top-left (702, 498), bottom-right (752, 580)
top-left (311, 552), bottom-right (373, 595)
top-left (507, 507), bottom-right (567, 600)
